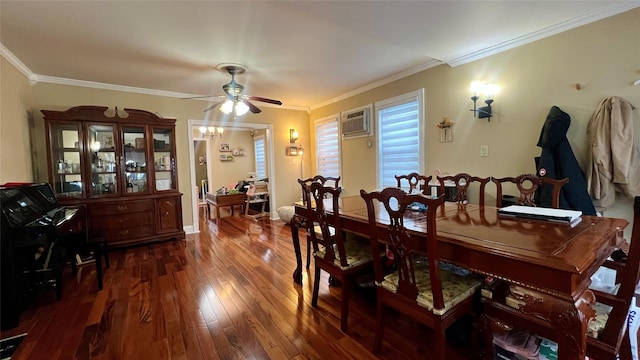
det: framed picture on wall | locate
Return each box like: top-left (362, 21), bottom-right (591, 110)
top-left (219, 143), bottom-right (230, 152)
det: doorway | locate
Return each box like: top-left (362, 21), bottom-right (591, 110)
top-left (187, 119), bottom-right (276, 234)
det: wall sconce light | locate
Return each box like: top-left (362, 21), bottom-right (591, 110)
top-left (286, 128), bottom-right (303, 156)
top-left (289, 129), bottom-right (299, 143)
top-left (470, 81), bottom-right (498, 121)
top-left (199, 126), bottom-right (224, 138)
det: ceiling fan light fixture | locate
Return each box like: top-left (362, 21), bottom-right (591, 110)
top-left (235, 101), bottom-right (250, 116)
top-left (220, 100), bottom-right (234, 114)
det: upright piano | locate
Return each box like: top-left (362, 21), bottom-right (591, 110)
top-left (0, 183), bottom-right (84, 330)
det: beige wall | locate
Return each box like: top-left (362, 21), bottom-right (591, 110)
top-left (2, 9), bottom-right (638, 235)
top-left (309, 8), bottom-right (640, 236)
top-left (194, 128), bottom-right (257, 192)
top-left (1, 58), bottom-right (34, 184)
top-left (14, 81), bottom-right (309, 229)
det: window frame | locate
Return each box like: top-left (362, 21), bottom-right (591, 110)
top-left (253, 134), bottom-right (266, 179)
top-left (374, 89), bottom-right (425, 189)
top-left (314, 113), bottom-right (341, 179)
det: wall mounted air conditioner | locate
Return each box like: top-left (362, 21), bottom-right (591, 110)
top-left (341, 106), bottom-right (372, 139)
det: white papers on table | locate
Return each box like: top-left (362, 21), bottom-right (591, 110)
top-left (498, 205), bottom-right (582, 223)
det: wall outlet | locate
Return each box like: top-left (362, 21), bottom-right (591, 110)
top-left (480, 145), bottom-right (489, 157)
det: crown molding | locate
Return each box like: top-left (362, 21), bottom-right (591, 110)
top-left (0, 47), bottom-right (308, 112)
top-left (35, 74), bottom-right (308, 112)
top-left (310, 58), bottom-right (443, 111)
top-left (445, 2), bottom-right (640, 67)
top-left (0, 44), bottom-right (36, 84)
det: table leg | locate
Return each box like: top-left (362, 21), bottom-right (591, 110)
top-left (290, 214), bottom-right (305, 284)
top-left (500, 286), bottom-right (596, 360)
top-left (553, 290), bottom-right (596, 360)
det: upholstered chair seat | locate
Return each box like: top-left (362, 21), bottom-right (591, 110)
top-left (380, 263), bottom-right (480, 315)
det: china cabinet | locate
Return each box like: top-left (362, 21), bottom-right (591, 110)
top-left (43, 106), bottom-right (184, 247)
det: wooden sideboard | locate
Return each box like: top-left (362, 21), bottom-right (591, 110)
top-left (42, 106), bottom-right (185, 247)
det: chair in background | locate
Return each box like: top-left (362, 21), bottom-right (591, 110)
top-left (298, 175), bottom-right (341, 269)
top-left (302, 182), bottom-right (378, 332)
top-left (299, 175), bottom-right (340, 205)
top-left (493, 174), bottom-right (569, 208)
top-left (196, 185), bottom-right (208, 218)
top-left (394, 172), bottom-right (432, 194)
top-left (244, 181), bottom-right (269, 219)
top-left (436, 173), bottom-right (491, 205)
top-left (360, 188), bottom-right (481, 359)
top-left (586, 196), bottom-right (640, 360)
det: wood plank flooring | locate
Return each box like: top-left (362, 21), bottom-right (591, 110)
top-left (1, 209), bottom-right (477, 359)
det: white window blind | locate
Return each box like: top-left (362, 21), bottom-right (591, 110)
top-left (376, 90), bottom-right (424, 189)
top-left (315, 115), bottom-right (340, 178)
top-left (254, 135), bottom-right (266, 179)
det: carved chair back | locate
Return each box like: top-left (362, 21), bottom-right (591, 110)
top-left (493, 174), bottom-right (568, 208)
top-left (299, 182), bottom-right (346, 266)
top-left (298, 176), bottom-right (341, 269)
top-left (394, 173), bottom-right (432, 195)
top-left (436, 173), bottom-right (491, 206)
top-left (299, 175), bottom-right (340, 205)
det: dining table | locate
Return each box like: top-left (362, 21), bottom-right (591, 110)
top-left (289, 195), bottom-right (628, 360)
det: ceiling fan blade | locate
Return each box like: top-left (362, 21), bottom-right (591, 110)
top-left (241, 99), bottom-right (262, 114)
top-left (203, 101), bottom-right (224, 112)
top-left (246, 96), bottom-right (282, 106)
top-left (181, 94), bottom-right (222, 100)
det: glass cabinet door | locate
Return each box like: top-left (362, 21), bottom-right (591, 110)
top-left (122, 126), bottom-right (149, 194)
top-left (88, 124), bottom-right (118, 197)
top-left (48, 122), bottom-right (84, 199)
top-left (152, 127), bottom-right (176, 191)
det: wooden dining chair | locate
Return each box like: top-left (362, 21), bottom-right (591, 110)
top-left (360, 188), bottom-right (481, 359)
top-left (493, 174), bottom-right (569, 208)
top-left (302, 182), bottom-right (378, 332)
top-left (298, 175), bottom-right (341, 269)
top-left (436, 173), bottom-right (491, 206)
top-left (586, 195), bottom-right (640, 360)
top-left (395, 172), bottom-right (432, 194)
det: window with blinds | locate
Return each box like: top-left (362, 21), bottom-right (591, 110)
top-left (315, 115), bottom-right (341, 178)
top-left (254, 135), bottom-right (266, 179)
top-left (375, 89), bottom-right (424, 189)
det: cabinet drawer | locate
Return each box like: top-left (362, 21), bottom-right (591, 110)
top-left (91, 199), bottom-right (153, 216)
top-left (105, 225), bottom-right (155, 242)
top-left (91, 211), bottom-right (153, 231)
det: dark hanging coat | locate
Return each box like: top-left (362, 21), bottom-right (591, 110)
top-left (535, 106), bottom-right (597, 215)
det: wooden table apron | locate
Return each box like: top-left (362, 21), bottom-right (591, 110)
top-left (289, 197), bottom-right (628, 360)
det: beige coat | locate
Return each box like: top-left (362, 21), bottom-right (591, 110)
top-left (586, 96), bottom-right (639, 209)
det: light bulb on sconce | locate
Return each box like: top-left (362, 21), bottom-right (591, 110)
top-left (470, 81), bottom-right (498, 121)
top-left (286, 128), bottom-right (303, 156)
top-left (289, 129), bottom-right (299, 143)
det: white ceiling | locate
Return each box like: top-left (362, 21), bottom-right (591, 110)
top-left (1, 1), bottom-right (638, 112)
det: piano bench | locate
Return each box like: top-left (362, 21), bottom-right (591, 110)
top-left (70, 235), bottom-right (109, 291)
top-left (87, 235), bottom-right (109, 291)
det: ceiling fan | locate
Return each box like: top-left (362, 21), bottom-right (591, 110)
top-left (186, 63), bottom-right (282, 115)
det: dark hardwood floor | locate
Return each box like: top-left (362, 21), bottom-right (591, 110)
top-left (1, 209), bottom-right (478, 359)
